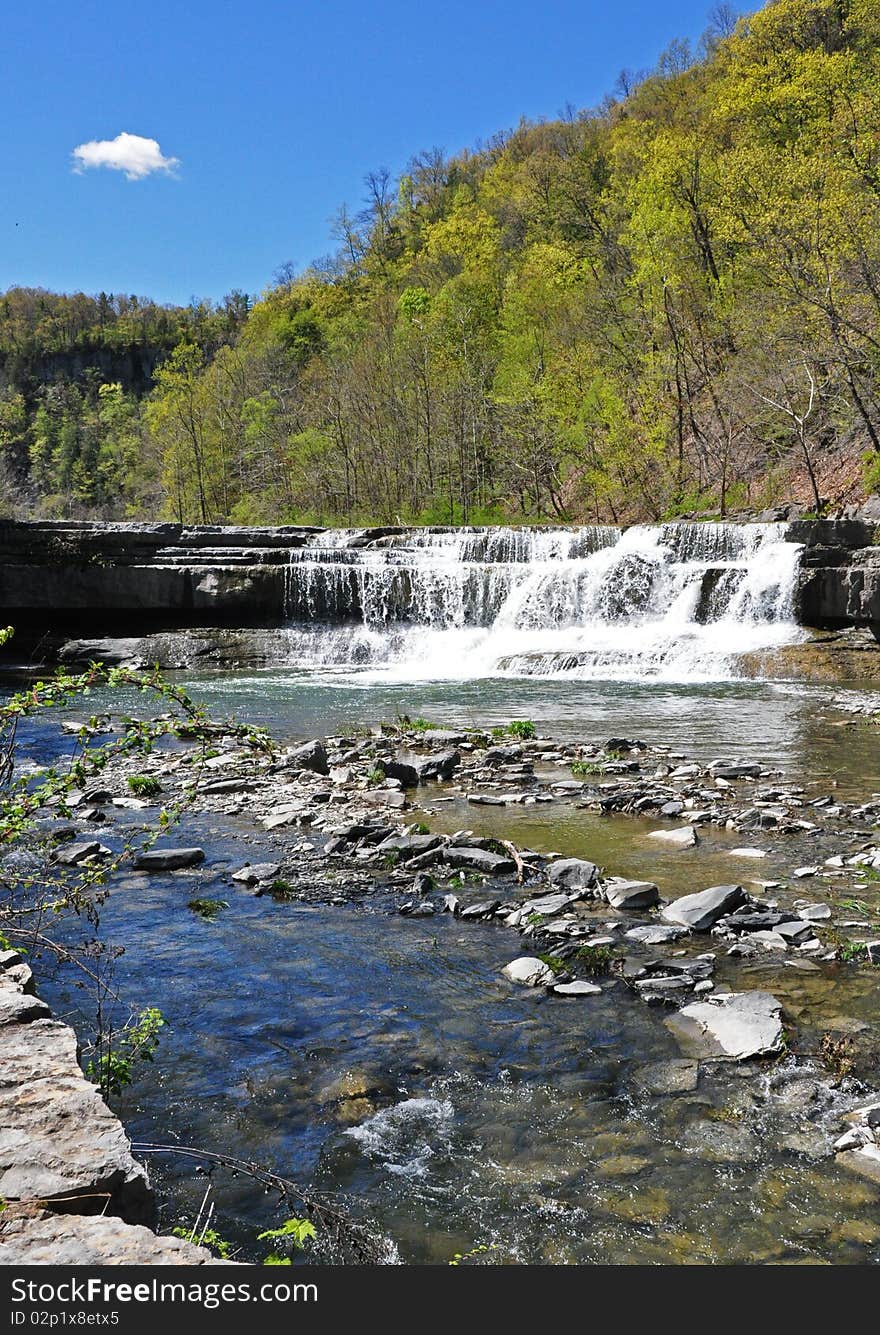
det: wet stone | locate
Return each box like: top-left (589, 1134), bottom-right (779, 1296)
top-left (52, 841), bottom-right (109, 867)
top-left (648, 825), bottom-right (697, 848)
top-left (551, 980), bottom-right (602, 997)
top-left (288, 739), bottom-right (329, 775)
top-left (133, 848), bottom-right (206, 872)
top-left (625, 924), bottom-right (688, 945)
top-left (634, 1060), bottom-right (700, 1095)
top-left (836, 1145), bottom-right (880, 1186)
top-left (666, 990), bottom-right (784, 1060)
top-left (459, 900), bottom-right (501, 920)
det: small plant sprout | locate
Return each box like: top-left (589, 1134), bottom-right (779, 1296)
top-left (127, 774), bottom-right (163, 798)
top-left (258, 1217), bottom-right (317, 1265)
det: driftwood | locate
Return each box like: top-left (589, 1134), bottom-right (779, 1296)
top-left (501, 839), bottom-right (525, 883)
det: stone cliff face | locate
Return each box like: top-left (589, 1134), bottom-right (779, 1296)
top-left (0, 520), bottom-right (323, 634)
top-left (790, 519), bottom-right (880, 631)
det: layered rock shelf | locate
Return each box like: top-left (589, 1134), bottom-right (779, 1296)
top-left (0, 950), bottom-right (222, 1266)
top-left (0, 520), bottom-right (876, 665)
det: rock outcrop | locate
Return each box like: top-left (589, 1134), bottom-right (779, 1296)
top-left (0, 946), bottom-right (226, 1264)
top-left (791, 518), bottom-right (880, 630)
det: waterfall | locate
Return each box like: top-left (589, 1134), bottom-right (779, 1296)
top-left (278, 523), bottom-right (804, 682)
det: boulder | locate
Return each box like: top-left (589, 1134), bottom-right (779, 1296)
top-left (546, 858), bottom-right (599, 891)
top-left (604, 879), bottom-right (660, 910)
top-left (661, 884), bottom-right (747, 931)
top-left (666, 990), bottom-right (784, 1060)
top-left (459, 900), bottom-right (501, 920)
top-left (415, 750), bottom-right (461, 782)
top-left (133, 848), bottom-right (205, 872)
top-left (381, 759), bottom-right (420, 788)
top-left (0, 992), bottom-right (50, 1027)
top-left (288, 739), bottom-right (329, 775)
top-left (442, 848), bottom-right (515, 875)
top-left (375, 834), bottom-right (443, 860)
top-left (502, 957), bottom-right (555, 987)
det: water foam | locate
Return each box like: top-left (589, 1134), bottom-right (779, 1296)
top-left (279, 523), bottom-right (804, 683)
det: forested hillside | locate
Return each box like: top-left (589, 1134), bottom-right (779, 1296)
top-left (3, 0), bottom-right (880, 525)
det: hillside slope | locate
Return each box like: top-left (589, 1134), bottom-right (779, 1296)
top-left (3, 0), bottom-right (880, 525)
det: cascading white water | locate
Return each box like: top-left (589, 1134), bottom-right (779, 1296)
top-left (279, 523), bottom-right (805, 682)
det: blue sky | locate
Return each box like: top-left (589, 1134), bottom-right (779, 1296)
top-left (1, 0), bottom-right (733, 306)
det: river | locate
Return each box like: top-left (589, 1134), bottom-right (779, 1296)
top-left (8, 521), bottom-right (880, 1263)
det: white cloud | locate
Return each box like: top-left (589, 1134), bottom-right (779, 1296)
top-left (71, 132), bottom-right (180, 181)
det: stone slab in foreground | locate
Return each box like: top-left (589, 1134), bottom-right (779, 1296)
top-left (0, 1207), bottom-right (223, 1265)
top-left (0, 1019), bottom-right (153, 1224)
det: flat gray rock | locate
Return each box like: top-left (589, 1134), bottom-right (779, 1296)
top-left (520, 892), bottom-right (578, 917)
top-left (625, 924), bottom-right (687, 945)
top-left (442, 847), bottom-right (515, 875)
top-left (0, 992), bottom-right (50, 1027)
top-left (835, 1145), bottom-right (880, 1185)
top-left (551, 980), bottom-right (602, 996)
top-left (0, 1208), bottom-right (224, 1265)
top-left (231, 861), bottom-right (281, 884)
top-left (661, 884), bottom-right (747, 931)
top-left (52, 841), bottom-right (109, 866)
top-left (605, 878), bottom-right (660, 909)
top-left (360, 789), bottom-right (407, 809)
top-left (133, 848), bottom-right (205, 872)
top-left (648, 824), bottom-right (697, 847)
top-left (774, 919), bottom-right (815, 942)
top-left (459, 900), bottom-right (501, 920)
top-left (666, 990), bottom-right (784, 1060)
top-left (375, 833), bottom-right (443, 860)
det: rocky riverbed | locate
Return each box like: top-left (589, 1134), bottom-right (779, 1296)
top-left (4, 706), bottom-right (880, 1263)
